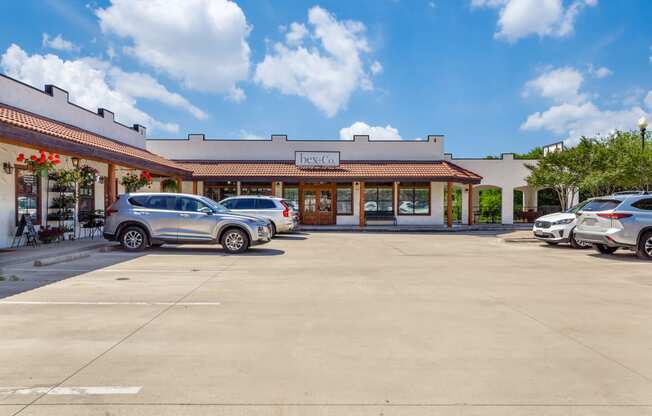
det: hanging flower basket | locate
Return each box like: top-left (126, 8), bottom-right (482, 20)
top-left (160, 178), bottom-right (179, 192)
top-left (79, 165), bottom-right (100, 186)
top-left (121, 171), bottom-right (153, 193)
top-left (16, 150), bottom-right (61, 176)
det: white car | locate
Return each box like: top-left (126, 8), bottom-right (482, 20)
top-left (532, 201), bottom-right (591, 249)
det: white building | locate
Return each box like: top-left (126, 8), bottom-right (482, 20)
top-left (0, 74), bottom-right (551, 248)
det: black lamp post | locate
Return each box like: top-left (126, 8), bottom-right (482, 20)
top-left (639, 117), bottom-right (648, 151)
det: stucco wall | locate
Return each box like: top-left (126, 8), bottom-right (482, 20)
top-left (147, 134), bottom-right (445, 161)
top-left (0, 75), bottom-right (147, 149)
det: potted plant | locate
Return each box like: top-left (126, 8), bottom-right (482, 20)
top-left (38, 226), bottom-right (64, 244)
top-left (120, 170), bottom-right (153, 193)
top-left (16, 150), bottom-right (61, 176)
top-left (160, 178), bottom-right (179, 192)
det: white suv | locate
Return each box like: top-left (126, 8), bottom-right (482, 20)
top-left (532, 200), bottom-right (591, 249)
top-left (219, 196), bottom-right (297, 236)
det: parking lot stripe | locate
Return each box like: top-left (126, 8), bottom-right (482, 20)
top-left (0, 386), bottom-right (142, 396)
top-left (0, 301), bottom-right (220, 306)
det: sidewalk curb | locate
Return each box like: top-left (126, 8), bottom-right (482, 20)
top-left (0, 242), bottom-right (108, 268)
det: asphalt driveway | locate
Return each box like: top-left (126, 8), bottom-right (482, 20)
top-left (1, 232), bottom-right (652, 415)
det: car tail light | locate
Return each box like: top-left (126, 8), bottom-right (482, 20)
top-left (280, 200), bottom-right (290, 217)
top-left (597, 213), bottom-right (632, 220)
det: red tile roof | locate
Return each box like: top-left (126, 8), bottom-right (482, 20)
top-left (178, 160), bottom-right (482, 183)
top-left (0, 104), bottom-right (190, 175)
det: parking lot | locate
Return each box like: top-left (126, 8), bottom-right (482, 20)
top-left (1, 231), bottom-right (652, 416)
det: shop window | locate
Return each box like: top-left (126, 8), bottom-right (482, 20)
top-left (336, 186), bottom-right (353, 215)
top-left (78, 183), bottom-right (95, 216)
top-left (241, 183), bottom-right (272, 196)
top-left (204, 183), bottom-right (236, 203)
top-left (283, 186), bottom-right (299, 211)
top-left (15, 166), bottom-right (40, 225)
top-left (364, 184), bottom-right (393, 214)
top-left (399, 183), bottom-right (430, 215)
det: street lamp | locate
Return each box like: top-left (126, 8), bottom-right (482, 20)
top-left (638, 116), bottom-right (648, 151)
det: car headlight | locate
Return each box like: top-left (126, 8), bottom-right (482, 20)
top-left (552, 218), bottom-right (574, 225)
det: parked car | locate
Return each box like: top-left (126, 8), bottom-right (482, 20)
top-left (103, 193), bottom-right (271, 254)
top-left (218, 196), bottom-right (297, 236)
top-left (574, 193), bottom-right (652, 259)
top-left (532, 200), bottom-right (592, 249)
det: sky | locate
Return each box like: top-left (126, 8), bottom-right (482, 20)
top-left (0, 0), bottom-right (650, 156)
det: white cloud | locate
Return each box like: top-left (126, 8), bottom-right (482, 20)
top-left (254, 6), bottom-right (380, 117)
top-left (370, 61), bottom-right (383, 75)
top-left (0, 44), bottom-right (207, 133)
top-left (523, 66), bottom-right (585, 104)
top-left (472, 0), bottom-right (597, 42)
top-left (339, 122), bottom-right (402, 141)
top-left (587, 64), bottom-right (612, 78)
top-left (42, 33), bottom-right (79, 52)
top-left (521, 64), bottom-right (649, 144)
top-left (96, 0), bottom-right (251, 97)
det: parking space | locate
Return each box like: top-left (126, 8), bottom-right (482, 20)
top-left (1, 232), bottom-right (652, 415)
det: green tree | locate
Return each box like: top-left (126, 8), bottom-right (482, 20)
top-left (525, 149), bottom-right (581, 211)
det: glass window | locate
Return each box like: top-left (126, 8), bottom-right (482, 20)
top-left (364, 185), bottom-right (393, 214)
top-left (78, 183), bottom-right (95, 215)
top-left (399, 184), bottom-right (430, 215)
top-left (129, 195), bottom-right (149, 207)
top-left (336, 186), bottom-right (353, 215)
top-left (241, 184), bottom-right (272, 196)
top-left (177, 197), bottom-right (212, 213)
top-left (233, 198), bottom-right (256, 209)
top-left (304, 191), bottom-right (316, 213)
top-left (145, 195), bottom-right (177, 210)
top-left (256, 199), bottom-right (277, 209)
top-left (582, 199), bottom-right (622, 212)
top-left (283, 187), bottom-right (299, 211)
top-left (16, 167), bottom-right (40, 225)
top-left (632, 198), bottom-right (652, 211)
top-left (204, 184), bottom-right (236, 202)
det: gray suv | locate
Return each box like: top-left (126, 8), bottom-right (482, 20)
top-left (575, 193), bottom-right (652, 259)
top-left (103, 193), bottom-right (271, 254)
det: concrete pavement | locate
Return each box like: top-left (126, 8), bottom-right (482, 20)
top-left (1, 232), bottom-right (652, 415)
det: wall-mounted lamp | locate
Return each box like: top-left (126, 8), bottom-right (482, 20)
top-left (3, 162), bottom-right (13, 174)
top-left (98, 176), bottom-right (105, 184)
top-left (71, 157), bottom-right (81, 168)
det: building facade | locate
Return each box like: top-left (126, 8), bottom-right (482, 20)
top-left (0, 74), bottom-right (554, 248)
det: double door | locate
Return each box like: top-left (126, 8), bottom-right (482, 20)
top-left (300, 184), bottom-right (336, 225)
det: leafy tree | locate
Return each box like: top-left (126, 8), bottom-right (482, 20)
top-left (525, 149), bottom-right (581, 210)
top-left (479, 189), bottom-right (501, 223)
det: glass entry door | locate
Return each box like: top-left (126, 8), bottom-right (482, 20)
top-left (300, 184), bottom-right (336, 225)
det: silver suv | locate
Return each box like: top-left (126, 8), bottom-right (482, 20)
top-left (103, 193), bottom-right (271, 254)
top-left (575, 193), bottom-right (652, 259)
top-left (219, 196), bottom-right (297, 236)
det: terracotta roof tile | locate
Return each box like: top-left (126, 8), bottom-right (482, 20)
top-left (0, 105), bottom-right (190, 174)
top-left (178, 160), bottom-right (482, 183)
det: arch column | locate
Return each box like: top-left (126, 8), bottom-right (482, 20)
top-left (502, 186), bottom-right (514, 224)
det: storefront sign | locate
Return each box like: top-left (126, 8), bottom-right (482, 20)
top-left (295, 151), bottom-right (340, 168)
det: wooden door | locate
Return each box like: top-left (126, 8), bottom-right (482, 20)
top-left (300, 184), bottom-right (336, 225)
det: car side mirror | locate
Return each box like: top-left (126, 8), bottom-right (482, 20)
top-left (199, 207), bottom-right (213, 215)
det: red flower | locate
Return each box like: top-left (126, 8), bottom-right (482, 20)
top-left (53, 159), bottom-right (61, 165)
top-left (16, 153), bottom-right (25, 162)
top-left (30, 155), bottom-right (37, 161)
top-left (38, 149), bottom-right (45, 154)
top-left (54, 153), bottom-right (60, 159)
top-left (48, 154), bottom-right (54, 161)
top-left (39, 154), bottom-right (47, 163)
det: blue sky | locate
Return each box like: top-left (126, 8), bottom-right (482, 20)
top-left (0, 0), bottom-right (650, 156)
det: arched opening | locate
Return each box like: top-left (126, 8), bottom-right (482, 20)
top-left (537, 188), bottom-right (562, 215)
top-left (514, 186), bottom-right (539, 223)
top-left (472, 185), bottom-right (502, 224)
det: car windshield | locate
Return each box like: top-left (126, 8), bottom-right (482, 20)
top-left (581, 199), bottom-right (622, 212)
top-left (199, 196), bottom-right (228, 213)
top-left (566, 200), bottom-right (590, 214)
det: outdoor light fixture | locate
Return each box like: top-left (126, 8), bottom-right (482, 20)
top-left (2, 162), bottom-right (13, 174)
top-left (71, 157), bottom-right (81, 168)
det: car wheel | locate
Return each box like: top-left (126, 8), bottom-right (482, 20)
top-left (570, 230), bottom-right (591, 249)
top-left (120, 226), bottom-right (148, 252)
top-left (594, 244), bottom-right (618, 255)
top-left (636, 231), bottom-right (652, 260)
top-left (221, 228), bottom-right (249, 254)
top-left (270, 222), bottom-right (277, 238)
